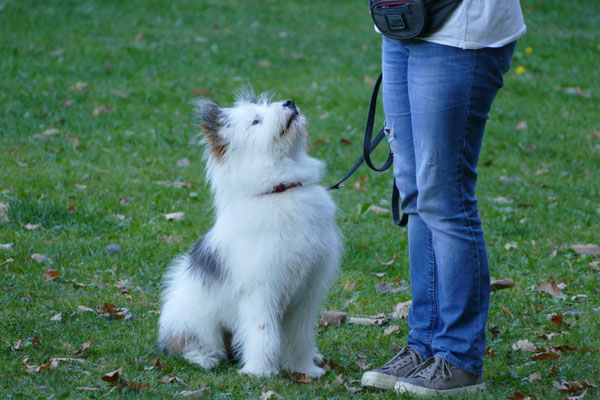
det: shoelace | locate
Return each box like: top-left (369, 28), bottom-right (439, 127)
top-left (380, 348), bottom-right (420, 373)
top-left (412, 357), bottom-right (453, 383)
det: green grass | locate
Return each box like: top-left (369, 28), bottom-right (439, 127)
top-left (1, 0), bottom-right (599, 398)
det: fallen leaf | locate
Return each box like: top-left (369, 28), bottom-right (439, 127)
top-left (97, 302), bottom-right (132, 320)
top-left (259, 59), bottom-right (271, 68)
top-left (392, 300), bottom-right (412, 320)
top-left (375, 252), bottom-right (396, 266)
top-left (549, 313), bottom-right (570, 327)
top-left (41, 128), bottom-right (59, 136)
top-left (349, 314), bottom-right (389, 326)
top-left (528, 371), bottom-right (542, 383)
top-left (74, 340), bottom-right (93, 355)
top-left (115, 214), bottom-right (126, 222)
top-left (2, 258), bottom-right (14, 265)
top-left (571, 244), bottom-right (600, 256)
top-left (1, 243), bottom-right (14, 250)
top-left (75, 387), bottom-right (99, 392)
top-left (68, 81), bottom-right (88, 92)
top-left (50, 313), bottom-right (62, 321)
top-left (512, 339), bottom-right (538, 352)
top-left (119, 197), bottom-right (132, 204)
top-left (315, 357), bottom-right (344, 372)
top-left (589, 261), bottom-right (599, 271)
top-left (159, 374), bottom-right (186, 385)
top-left (319, 311), bottom-right (347, 328)
top-left (364, 75), bottom-right (376, 85)
top-left (504, 241), bottom-right (518, 250)
top-left (78, 305), bottom-right (96, 313)
top-left (24, 223), bottom-right (41, 230)
top-left (42, 269), bottom-right (58, 280)
top-left (370, 205), bottom-right (390, 214)
top-left (498, 303), bottom-right (514, 317)
top-left (111, 89), bottom-right (129, 98)
top-left (260, 390), bottom-right (283, 400)
top-left (537, 278), bottom-right (565, 298)
top-left (163, 235), bottom-right (182, 243)
top-left (164, 212), bottom-right (184, 221)
top-left (176, 158), bottom-right (190, 168)
top-left (384, 325), bottom-right (400, 335)
top-left (356, 358), bottom-right (372, 371)
top-left (135, 32), bottom-right (144, 42)
top-left (92, 104), bottom-right (111, 116)
top-left (531, 349), bottom-right (561, 360)
top-left (374, 272), bottom-right (386, 278)
top-left (145, 358), bottom-right (163, 371)
top-left (101, 368), bottom-right (123, 384)
top-left (490, 277), bottom-right (515, 291)
top-left (507, 392), bottom-right (536, 399)
top-left (24, 357), bottom-right (85, 373)
top-left (344, 280), bottom-right (356, 291)
top-left (32, 254), bottom-right (49, 263)
top-left (515, 121), bottom-right (528, 130)
top-left (375, 282), bottom-right (407, 294)
top-left (155, 181), bottom-right (193, 188)
top-left (484, 347), bottom-right (496, 357)
top-left (180, 387), bottom-right (209, 398)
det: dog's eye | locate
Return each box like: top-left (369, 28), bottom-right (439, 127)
top-left (252, 119), bottom-right (260, 126)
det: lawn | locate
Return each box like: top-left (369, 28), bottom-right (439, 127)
top-left (1, 0), bottom-right (599, 398)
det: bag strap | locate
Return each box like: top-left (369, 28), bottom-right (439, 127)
top-left (328, 73), bottom-right (408, 227)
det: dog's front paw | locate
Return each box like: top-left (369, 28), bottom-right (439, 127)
top-left (238, 364), bottom-right (279, 377)
top-left (287, 364), bottom-right (325, 379)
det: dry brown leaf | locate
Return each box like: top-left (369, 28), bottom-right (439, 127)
top-left (498, 303), bottom-right (514, 317)
top-left (176, 158), bottom-right (191, 168)
top-left (571, 244), bottom-right (600, 256)
top-left (159, 374), bottom-right (186, 385)
top-left (549, 313), bottom-right (570, 327)
top-left (163, 235), bottom-right (182, 243)
top-left (374, 272), bottom-right (386, 278)
top-left (1, 258), bottom-right (13, 265)
top-left (375, 251), bottom-right (396, 266)
top-left (24, 223), bottom-right (41, 230)
top-left (356, 358), bottom-right (372, 371)
top-left (344, 280), bottom-right (356, 291)
top-left (75, 387), bottom-right (99, 392)
top-left (75, 340), bottom-right (93, 355)
top-left (507, 392), bottom-right (536, 400)
top-left (111, 89), bottom-right (129, 98)
top-left (392, 300), bottom-right (412, 320)
top-left (43, 269), bottom-right (59, 280)
top-left (0, 243), bottom-right (13, 250)
top-left (589, 261), bottom-right (599, 272)
top-left (369, 205), bottom-right (390, 214)
top-left (537, 278), bottom-right (565, 298)
top-left (511, 339), bottom-right (538, 352)
top-left (101, 368), bottom-right (123, 384)
top-left (384, 325), bottom-right (400, 335)
top-left (24, 357), bottom-right (85, 373)
top-left (68, 81), bottom-right (88, 91)
top-left (115, 279), bottom-right (129, 289)
top-left (490, 277), bottom-right (515, 291)
top-left (155, 181), bottom-right (193, 189)
top-left (50, 313), bottom-right (62, 321)
top-left (135, 32), bottom-right (144, 42)
top-left (92, 104), bottom-right (111, 116)
top-left (145, 358), bottom-right (163, 370)
top-left (78, 305), bottom-right (95, 313)
top-left (315, 357), bottom-right (344, 372)
top-left (349, 313), bottom-right (389, 326)
top-left (375, 281), bottom-right (407, 294)
top-left (319, 311), bottom-right (347, 328)
top-left (260, 390), bottom-right (283, 400)
top-left (97, 302), bottom-right (132, 320)
top-left (531, 349), bottom-right (561, 360)
top-left (528, 371), bottom-right (542, 383)
top-left (515, 121), bottom-right (528, 130)
top-left (180, 387), bottom-right (209, 398)
top-left (164, 212), bottom-right (184, 221)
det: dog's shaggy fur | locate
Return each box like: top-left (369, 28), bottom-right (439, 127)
top-left (158, 90), bottom-right (340, 377)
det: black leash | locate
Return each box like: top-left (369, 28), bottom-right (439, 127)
top-left (327, 73), bottom-right (408, 227)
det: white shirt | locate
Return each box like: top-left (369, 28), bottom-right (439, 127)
top-left (422, 0), bottom-right (526, 49)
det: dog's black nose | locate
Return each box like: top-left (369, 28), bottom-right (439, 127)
top-left (282, 100), bottom-right (295, 108)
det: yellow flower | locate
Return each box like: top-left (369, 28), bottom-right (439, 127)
top-left (525, 47), bottom-right (533, 54)
top-left (516, 66), bottom-right (526, 75)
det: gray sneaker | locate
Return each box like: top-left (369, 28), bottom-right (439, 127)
top-left (361, 347), bottom-right (423, 390)
top-left (394, 356), bottom-right (485, 397)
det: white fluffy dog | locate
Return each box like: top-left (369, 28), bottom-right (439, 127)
top-left (158, 89), bottom-right (340, 378)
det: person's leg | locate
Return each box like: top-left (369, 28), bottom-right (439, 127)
top-left (361, 36), bottom-right (433, 390)
top-left (403, 40), bottom-right (515, 378)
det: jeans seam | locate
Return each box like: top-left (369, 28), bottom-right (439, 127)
top-left (426, 227), bottom-right (436, 349)
top-left (459, 50), bottom-right (484, 368)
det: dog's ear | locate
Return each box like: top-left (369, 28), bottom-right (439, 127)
top-left (235, 86), bottom-right (257, 104)
top-left (193, 98), bottom-right (229, 161)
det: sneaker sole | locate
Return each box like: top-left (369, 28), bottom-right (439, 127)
top-left (361, 371), bottom-right (401, 390)
top-left (394, 381), bottom-right (486, 397)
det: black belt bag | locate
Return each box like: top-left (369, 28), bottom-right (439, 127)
top-left (370, 0), bottom-right (462, 40)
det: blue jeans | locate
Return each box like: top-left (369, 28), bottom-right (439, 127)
top-left (382, 37), bottom-right (515, 376)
